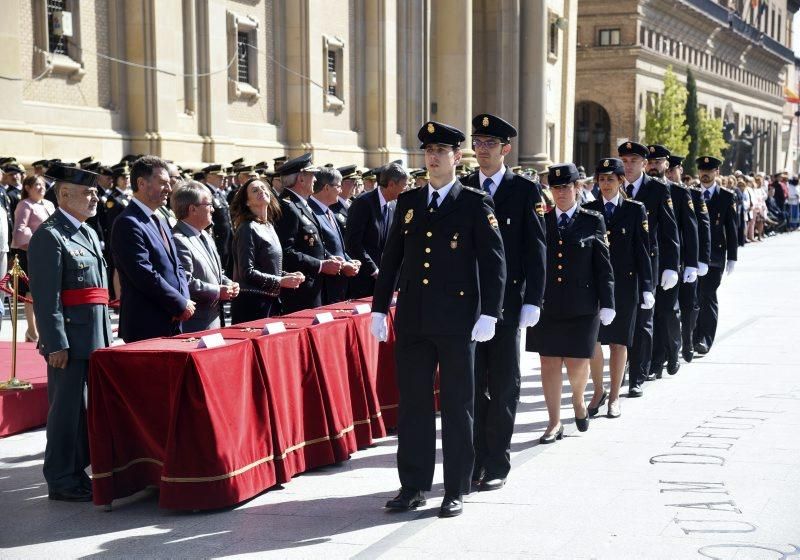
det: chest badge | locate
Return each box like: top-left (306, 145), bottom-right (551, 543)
top-left (450, 233), bottom-right (459, 249)
top-left (404, 209), bottom-right (414, 224)
top-left (488, 213), bottom-right (499, 229)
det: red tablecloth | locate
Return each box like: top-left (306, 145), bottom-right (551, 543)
top-left (89, 337), bottom-right (276, 510)
top-left (0, 342), bottom-right (49, 438)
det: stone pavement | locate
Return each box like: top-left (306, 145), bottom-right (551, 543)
top-left (1, 233), bottom-right (799, 559)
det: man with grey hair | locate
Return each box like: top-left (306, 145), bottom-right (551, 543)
top-left (28, 165), bottom-right (113, 502)
top-left (172, 181), bottom-right (239, 332)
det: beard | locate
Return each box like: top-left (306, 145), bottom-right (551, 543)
top-left (647, 169), bottom-right (664, 178)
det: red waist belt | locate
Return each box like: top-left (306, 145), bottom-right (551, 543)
top-left (61, 288), bottom-right (110, 307)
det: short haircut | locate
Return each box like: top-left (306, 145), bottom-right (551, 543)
top-left (171, 181), bottom-right (208, 220)
top-left (281, 172), bottom-right (299, 190)
top-left (380, 162), bottom-right (408, 187)
top-left (313, 167), bottom-right (342, 193)
top-left (130, 155), bottom-right (169, 193)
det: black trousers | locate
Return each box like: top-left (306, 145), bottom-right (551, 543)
top-left (43, 359), bottom-right (90, 492)
top-left (679, 279), bottom-right (698, 352)
top-left (651, 282), bottom-right (682, 370)
top-left (473, 324), bottom-right (521, 479)
top-left (628, 305), bottom-right (654, 387)
top-left (395, 332), bottom-right (476, 496)
top-left (694, 265), bottom-right (724, 350)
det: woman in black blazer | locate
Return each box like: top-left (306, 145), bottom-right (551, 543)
top-left (526, 163), bottom-right (615, 442)
top-left (585, 159), bottom-right (653, 419)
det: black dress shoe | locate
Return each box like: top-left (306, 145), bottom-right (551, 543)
top-left (539, 424), bottom-right (564, 444)
top-left (682, 347), bottom-right (694, 363)
top-left (471, 466), bottom-right (485, 485)
top-left (439, 495), bottom-right (463, 518)
top-left (628, 384), bottom-right (644, 398)
top-left (575, 414), bottom-right (590, 432)
top-left (49, 487), bottom-right (92, 502)
top-left (385, 488), bottom-right (426, 510)
top-left (667, 361), bottom-right (680, 375)
top-left (694, 342), bottom-right (709, 355)
top-left (479, 476), bottom-right (506, 492)
top-left (588, 390), bottom-right (608, 417)
top-left (644, 371), bottom-right (657, 382)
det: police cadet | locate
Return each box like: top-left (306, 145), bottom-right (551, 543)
top-left (645, 145), bottom-right (698, 379)
top-left (28, 165), bottom-right (113, 502)
top-left (618, 141), bottom-right (680, 397)
top-left (371, 121), bottom-right (505, 518)
top-left (667, 155), bottom-right (711, 362)
top-left (586, 158), bottom-right (652, 419)
top-left (202, 164), bottom-right (234, 277)
top-left (461, 113), bottom-right (546, 491)
top-left (693, 156), bottom-right (738, 355)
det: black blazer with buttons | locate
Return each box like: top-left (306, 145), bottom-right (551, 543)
top-left (705, 186), bottom-right (739, 268)
top-left (689, 186), bottom-right (712, 266)
top-left (631, 174), bottom-right (681, 277)
top-left (584, 198), bottom-right (652, 297)
top-left (668, 181), bottom-right (699, 270)
top-left (344, 189), bottom-right (393, 298)
top-left (462, 169), bottom-right (547, 323)
top-left (372, 181), bottom-right (506, 337)
top-left (541, 207), bottom-right (614, 319)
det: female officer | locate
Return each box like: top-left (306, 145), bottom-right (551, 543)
top-left (585, 158), bottom-right (653, 418)
top-left (526, 163), bottom-right (615, 442)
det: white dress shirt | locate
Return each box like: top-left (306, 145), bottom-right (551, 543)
top-left (626, 173), bottom-right (645, 198)
top-left (478, 165), bottom-right (506, 197)
top-left (427, 178), bottom-right (457, 206)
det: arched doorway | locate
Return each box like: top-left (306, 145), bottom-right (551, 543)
top-left (573, 101), bottom-right (611, 172)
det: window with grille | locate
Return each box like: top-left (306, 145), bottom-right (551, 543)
top-left (327, 50), bottom-right (337, 96)
top-left (549, 21), bottom-right (559, 57)
top-left (237, 32), bottom-right (250, 84)
top-left (47, 0), bottom-right (67, 54)
top-left (322, 35), bottom-right (344, 112)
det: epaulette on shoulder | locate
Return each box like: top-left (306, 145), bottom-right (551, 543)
top-left (720, 186), bottom-right (735, 194)
top-left (398, 188), bottom-right (417, 199)
top-left (461, 185), bottom-right (487, 196)
top-left (626, 198), bottom-right (646, 208)
top-left (689, 185), bottom-right (702, 192)
top-left (578, 207), bottom-right (603, 218)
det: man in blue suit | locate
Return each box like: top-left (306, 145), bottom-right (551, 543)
top-left (309, 166), bottom-right (360, 304)
top-left (111, 156), bottom-right (194, 342)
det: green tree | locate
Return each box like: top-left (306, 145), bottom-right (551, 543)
top-left (696, 107), bottom-right (727, 158)
top-left (644, 66), bottom-right (689, 155)
top-left (684, 68), bottom-right (699, 175)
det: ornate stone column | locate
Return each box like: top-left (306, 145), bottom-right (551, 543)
top-left (518, 0), bottom-right (549, 170)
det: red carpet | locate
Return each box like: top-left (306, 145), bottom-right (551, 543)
top-left (0, 341), bottom-right (48, 437)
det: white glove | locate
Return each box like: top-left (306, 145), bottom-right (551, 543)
top-left (682, 267), bottom-right (698, 284)
top-left (370, 312), bottom-right (388, 342)
top-left (697, 262), bottom-right (709, 276)
top-left (471, 315), bottom-right (497, 342)
top-left (726, 260), bottom-right (736, 275)
top-left (518, 304), bottom-right (541, 328)
top-left (640, 291), bottom-right (655, 310)
top-left (599, 308), bottom-right (616, 326)
top-left (660, 269), bottom-right (679, 290)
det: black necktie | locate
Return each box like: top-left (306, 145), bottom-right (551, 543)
top-left (626, 183), bottom-right (634, 198)
top-left (428, 191), bottom-right (440, 212)
top-left (604, 201), bottom-right (615, 220)
top-left (483, 177), bottom-right (493, 196)
top-left (704, 189), bottom-right (711, 201)
top-left (381, 204), bottom-right (389, 240)
top-left (558, 213), bottom-right (570, 231)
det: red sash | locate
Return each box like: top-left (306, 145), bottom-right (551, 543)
top-left (61, 288), bottom-right (110, 307)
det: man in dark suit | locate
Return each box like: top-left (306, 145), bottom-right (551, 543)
top-left (202, 164), bottom-right (234, 277)
top-left (309, 167), bottom-right (360, 304)
top-left (28, 165), bottom-right (113, 502)
top-left (666, 155), bottom-right (711, 363)
top-left (646, 146), bottom-right (698, 378)
top-left (111, 156), bottom-right (194, 342)
top-left (372, 121), bottom-right (506, 518)
top-left (461, 114), bottom-right (546, 491)
top-left (693, 156), bottom-right (738, 354)
top-left (274, 153), bottom-right (345, 313)
top-left (171, 181), bottom-right (240, 332)
top-left (344, 162), bottom-right (407, 298)
top-left (618, 141), bottom-right (680, 397)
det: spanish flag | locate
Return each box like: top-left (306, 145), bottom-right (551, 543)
top-left (785, 85), bottom-right (800, 104)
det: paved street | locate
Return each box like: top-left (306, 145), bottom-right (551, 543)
top-left (1, 232), bottom-right (799, 559)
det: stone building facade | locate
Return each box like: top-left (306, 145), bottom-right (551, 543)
top-left (575, 0), bottom-right (798, 174)
top-left (0, 0), bottom-right (578, 171)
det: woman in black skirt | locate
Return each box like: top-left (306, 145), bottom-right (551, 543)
top-left (585, 158), bottom-right (653, 418)
top-left (526, 163), bottom-right (615, 442)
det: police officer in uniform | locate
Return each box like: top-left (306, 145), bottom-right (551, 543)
top-left (103, 163), bottom-right (132, 299)
top-left (461, 114), bottom-right (546, 491)
top-left (666, 155), bottom-right (711, 362)
top-left (202, 164), bottom-right (235, 277)
top-left (28, 165), bottom-right (113, 501)
top-left (372, 121), bottom-right (505, 518)
top-left (693, 156), bottom-right (738, 355)
top-left (618, 141), bottom-right (680, 397)
top-left (645, 145), bottom-right (698, 378)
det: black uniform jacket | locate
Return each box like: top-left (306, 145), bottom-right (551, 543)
top-left (688, 186), bottom-right (712, 266)
top-left (585, 198), bottom-right (652, 297)
top-left (540, 207), bottom-right (614, 319)
top-left (668, 181), bottom-right (699, 269)
top-left (372, 181), bottom-right (506, 338)
top-left (632, 174), bottom-right (681, 276)
top-left (705, 185), bottom-right (739, 267)
top-left (344, 189), bottom-right (392, 298)
top-left (462, 168), bottom-right (546, 324)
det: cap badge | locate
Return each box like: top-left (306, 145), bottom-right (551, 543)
top-left (603, 160), bottom-right (609, 168)
top-left (427, 123), bottom-right (435, 133)
top-left (482, 116), bottom-right (489, 127)
top-left (649, 146), bottom-right (655, 153)
top-left (626, 142), bottom-right (632, 149)
top-left (555, 169), bottom-right (561, 177)
top-left (704, 157), bottom-right (709, 163)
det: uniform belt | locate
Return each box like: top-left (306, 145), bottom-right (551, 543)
top-left (61, 288), bottom-right (109, 307)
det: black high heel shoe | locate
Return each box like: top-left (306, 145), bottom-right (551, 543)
top-left (587, 391), bottom-right (608, 418)
top-left (575, 414), bottom-right (590, 432)
top-left (539, 424), bottom-right (564, 444)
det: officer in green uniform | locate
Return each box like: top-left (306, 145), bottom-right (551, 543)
top-left (28, 165), bottom-right (113, 502)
